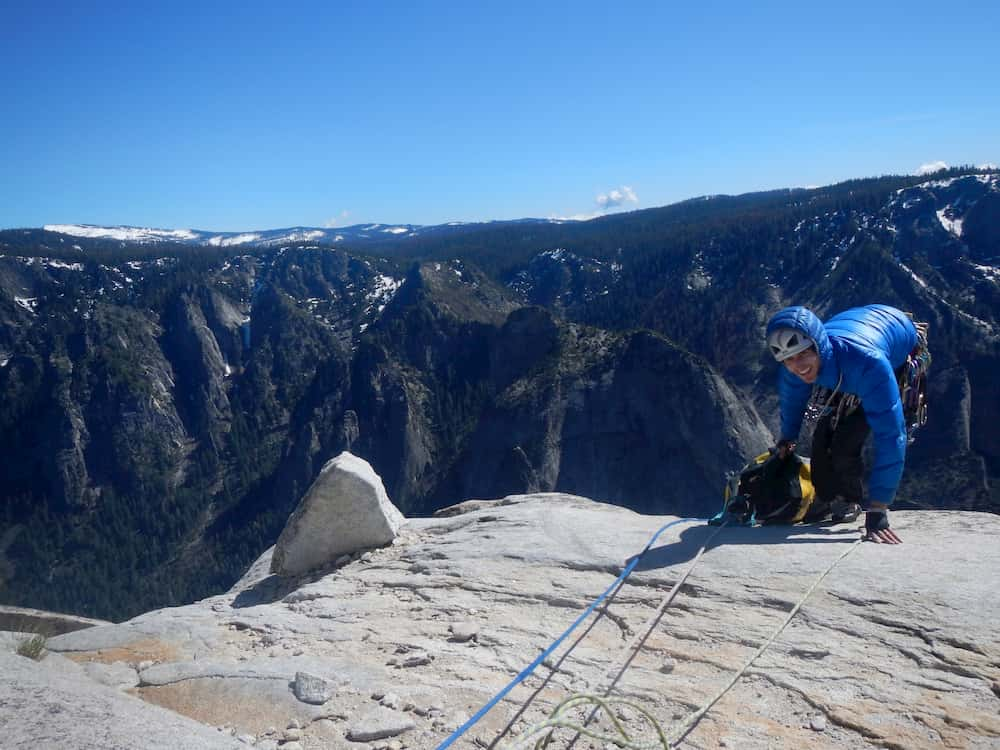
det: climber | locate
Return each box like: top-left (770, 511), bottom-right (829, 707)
top-left (765, 304), bottom-right (917, 544)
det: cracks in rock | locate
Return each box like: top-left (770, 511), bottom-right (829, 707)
top-left (597, 605), bottom-right (633, 641)
top-left (561, 560), bottom-right (622, 577)
top-left (926, 653), bottom-right (991, 682)
top-left (828, 594), bottom-right (997, 687)
top-left (787, 647), bottom-right (831, 660)
top-left (743, 668), bottom-right (915, 750)
top-left (138, 672), bottom-right (290, 688)
top-left (934, 634), bottom-right (991, 658)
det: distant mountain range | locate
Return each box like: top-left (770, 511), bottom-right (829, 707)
top-left (5, 217), bottom-right (574, 251)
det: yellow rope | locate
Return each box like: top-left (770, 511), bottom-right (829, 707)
top-left (501, 535), bottom-right (864, 749)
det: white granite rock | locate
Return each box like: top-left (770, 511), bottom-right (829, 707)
top-left (19, 496), bottom-right (1000, 750)
top-left (0, 650), bottom-right (245, 749)
top-left (346, 706), bottom-right (416, 742)
top-left (270, 452), bottom-right (406, 576)
top-left (82, 660), bottom-right (140, 690)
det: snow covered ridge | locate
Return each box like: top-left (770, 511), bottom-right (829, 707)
top-left (33, 218), bottom-right (576, 249)
top-left (39, 223), bottom-right (430, 248)
top-left (44, 225), bottom-right (201, 243)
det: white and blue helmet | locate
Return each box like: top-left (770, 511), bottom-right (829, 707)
top-left (766, 326), bottom-right (815, 362)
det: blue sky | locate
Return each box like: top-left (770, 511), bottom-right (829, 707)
top-left (2, 1), bottom-right (998, 231)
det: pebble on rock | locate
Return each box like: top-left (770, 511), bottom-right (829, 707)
top-left (448, 622), bottom-right (479, 643)
top-left (809, 715), bottom-right (828, 732)
top-left (380, 692), bottom-right (401, 709)
top-left (400, 651), bottom-right (432, 668)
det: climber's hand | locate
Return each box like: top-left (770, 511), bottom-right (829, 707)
top-left (774, 439), bottom-right (796, 459)
top-left (863, 511), bottom-right (902, 544)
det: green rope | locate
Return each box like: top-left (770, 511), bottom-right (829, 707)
top-left (502, 535), bottom-right (864, 749)
top-left (509, 694), bottom-right (671, 750)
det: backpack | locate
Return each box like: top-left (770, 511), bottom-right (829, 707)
top-left (710, 450), bottom-right (819, 526)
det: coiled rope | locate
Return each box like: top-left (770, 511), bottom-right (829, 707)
top-left (503, 535), bottom-right (865, 749)
top-left (436, 517), bottom-right (704, 750)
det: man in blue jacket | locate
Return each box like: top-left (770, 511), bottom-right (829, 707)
top-left (765, 304), bottom-right (917, 544)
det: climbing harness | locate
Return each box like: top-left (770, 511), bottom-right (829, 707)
top-left (437, 518), bottom-right (865, 750)
top-left (804, 372), bottom-right (858, 432)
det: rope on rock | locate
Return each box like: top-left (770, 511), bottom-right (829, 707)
top-left (436, 517), bottom-right (705, 750)
top-left (502, 535), bottom-right (865, 749)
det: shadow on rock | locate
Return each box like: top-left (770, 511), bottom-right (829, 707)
top-left (232, 575), bottom-right (301, 608)
top-left (629, 522), bottom-right (860, 572)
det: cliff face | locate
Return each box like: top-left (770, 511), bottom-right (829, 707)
top-left (438, 324), bottom-right (770, 517)
top-left (7, 495), bottom-right (998, 750)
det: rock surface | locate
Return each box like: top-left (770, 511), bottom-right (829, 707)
top-left (0, 604), bottom-right (110, 635)
top-left (0, 650), bottom-right (245, 749)
top-left (7, 494), bottom-right (996, 749)
top-left (270, 452), bottom-right (406, 576)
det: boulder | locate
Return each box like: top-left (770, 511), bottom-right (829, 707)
top-left (270, 452), bottom-right (406, 576)
top-left (293, 671), bottom-right (335, 705)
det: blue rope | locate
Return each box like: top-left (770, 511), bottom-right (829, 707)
top-left (436, 517), bottom-right (705, 750)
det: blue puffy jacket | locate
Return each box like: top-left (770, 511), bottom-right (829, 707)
top-left (765, 304), bottom-right (918, 505)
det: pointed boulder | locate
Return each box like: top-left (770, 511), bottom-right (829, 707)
top-left (270, 452), bottom-right (406, 576)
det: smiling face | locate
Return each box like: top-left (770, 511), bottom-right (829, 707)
top-left (783, 346), bottom-right (820, 383)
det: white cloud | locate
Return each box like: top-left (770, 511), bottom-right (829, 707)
top-left (550, 184), bottom-right (640, 223)
top-left (916, 161), bottom-right (948, 175)
top-left (324, 210), bottom-right (351, 228)
top-left (980, 162), bottom-right (998, 170)
top-left (596, 185), bottom-right (639, 209)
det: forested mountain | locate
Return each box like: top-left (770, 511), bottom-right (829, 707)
top-left (1, 167), bottom-right (998, 620)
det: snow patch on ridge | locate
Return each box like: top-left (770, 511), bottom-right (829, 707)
top-left (936, 209), bottom-right (964, 237)
top-left (45, 260), bottom-right (84, 271)
top-left (278, 230), bottom-right (325, 243)
top-left (973, 263), bottom-right (1000, 283)
top-left (44, 224), bottom-right (200, 242)
top-left (898, 262), bottom-right (929, 289)
top-left (366, 274), bottom-right (403, 315)
top-left (207, 233), bottom-right (262, 247)
top-left (14, 297), bottom-right (38, 314)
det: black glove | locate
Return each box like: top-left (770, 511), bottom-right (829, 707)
top-left (865, 511), bottom-right (890, 533)
top-left (774, 439), bottom-right (796, 459)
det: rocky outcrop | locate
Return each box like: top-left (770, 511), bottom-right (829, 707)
top-left (439, 325), bottom-right (772, 517)
top-left (270, 452), bottom-right (406, 576)
top-left (12, 494), bottom-right (997, 750)
top-left (0, 650), bottom-right (246, 749)
top-left (161, 290), bottom-right (233, 444)
top-left (0, 605), bottom-right (109, 636)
